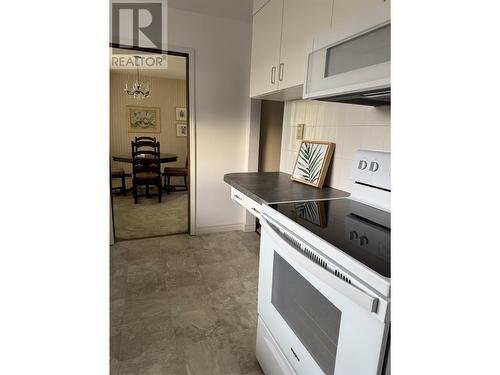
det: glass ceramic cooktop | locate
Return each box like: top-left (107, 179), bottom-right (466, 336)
top-left (269, 198), bottom-right (391, 278)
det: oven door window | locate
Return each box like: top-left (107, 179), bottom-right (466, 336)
top-left (272, 252), bottom-right (342, 374)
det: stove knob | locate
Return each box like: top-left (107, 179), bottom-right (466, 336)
top-left (360, 236), bottom-right (369, 246)
top-left (350, 231), bottom-right (358, 240)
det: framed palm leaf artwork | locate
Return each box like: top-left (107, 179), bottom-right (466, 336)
top-left (291, 141), bottom-right (335, 188)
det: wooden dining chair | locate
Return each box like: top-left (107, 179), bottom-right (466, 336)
top-left (131, 140), bottom-right (162, 203)
top-left (135, 136), bottom-right (157, 142)
top-left (132, 139), bottom-right (159, 153)
top-left (111, 167), bottom-right (127, 196)
top-left (163, 157), bottom-right (188, 194)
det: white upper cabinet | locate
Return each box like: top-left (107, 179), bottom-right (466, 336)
top-left (332, 0), bottom-right (390, 41)
top-left (250, 0), bottom-right (283, 98)
top-left (250, 0), bottom-right (334, 98)
top-left (279, 0), bottom-right (334, 90)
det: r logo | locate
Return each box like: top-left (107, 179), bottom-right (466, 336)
top-left (111, 1), bottom-right (166, 49)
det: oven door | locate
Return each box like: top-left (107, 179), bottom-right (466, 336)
top-left (258, 216), bottom-right (389, 375)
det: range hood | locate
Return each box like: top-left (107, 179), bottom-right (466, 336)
top-left (315, 87), bottom-right (390, 107)
top-left (304, 23), bottom-right (391, 107)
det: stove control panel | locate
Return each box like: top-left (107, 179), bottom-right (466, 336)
top-left (351, 150), bottom-right (391, 191)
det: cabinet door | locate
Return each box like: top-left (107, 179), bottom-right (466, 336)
top-left (250, 0), bottom-right (283, 98)
top-left (279, 0), bottom-right (333, 90)
top-left (332, 0), bottom-right (390, 41)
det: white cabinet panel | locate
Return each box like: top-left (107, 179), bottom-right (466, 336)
top-left (250, 0), bottom-right (283, 97)
top-left (332, 0), bottom-right (390, 41)
top-left (231, 187), bottom-right (262, 218)
top-left (279, 0), bottom-right (333, 90)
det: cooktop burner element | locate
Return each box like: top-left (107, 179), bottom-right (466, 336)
top-left (270, 198), bottom-right (391, 278)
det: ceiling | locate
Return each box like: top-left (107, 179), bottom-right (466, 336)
top-left (168, 0), bottom-right (253, 22)
top-left (110, 48), bottom-right (186, 80)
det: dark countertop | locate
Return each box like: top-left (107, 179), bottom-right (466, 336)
top-left (224, 172), bottom-right (349, 204)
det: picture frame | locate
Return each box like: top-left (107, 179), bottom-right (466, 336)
top-left (175, 107), bottom-right (187, 121)
top-left (127, 106), bottom-right (161, 134)
top-left (176, 123), bottom-right (188, 137)
top-left (291, 141), bottom-right (335, 188)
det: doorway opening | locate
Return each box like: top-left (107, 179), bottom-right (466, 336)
top-left (110, 46), bottom-right (191, 241)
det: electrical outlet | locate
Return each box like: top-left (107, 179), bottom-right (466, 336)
top-left (296, 124), bottom-right (304, 140)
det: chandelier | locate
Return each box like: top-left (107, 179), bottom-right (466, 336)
top-left (124, 56), bottom-right (151, 99)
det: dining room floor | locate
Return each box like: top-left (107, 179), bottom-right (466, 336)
top-left (112, 189), bottom-right (188, 241)
top-left (111, 230), bottom-right (264, 375)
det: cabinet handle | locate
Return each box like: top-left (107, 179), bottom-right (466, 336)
top-left (251, 207), bottom-right (261, 215)
top-left (271, 66), bottom-right (276, 84)
top-left (279, 63), bottom-right (284, 82)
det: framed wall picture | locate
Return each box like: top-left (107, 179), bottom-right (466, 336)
top-left (127, 106), bottom-right (161, 133)
top-left (175, 107), bottom-right (187, 121)
top-left (176, 123), bottom-right (188, 137)
top-left (291, 141), bottom-right (335, 188)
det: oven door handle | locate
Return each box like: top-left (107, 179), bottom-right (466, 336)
top-left (262, 216), bottom-right (379, 313)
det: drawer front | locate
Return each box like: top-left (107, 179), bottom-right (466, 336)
top-left (256, 317), bottom-right (297, 375)
top-left (231, 188), bottom-right (262, 218)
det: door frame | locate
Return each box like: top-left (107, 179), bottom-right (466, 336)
top-left (109, 43), bottom-right (197, 237)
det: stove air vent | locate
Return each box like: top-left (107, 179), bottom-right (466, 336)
top-left (268, 221), bottom-right (352, 284)
top-left (269, 222), bottom-right (328, 271)
top-left (333, 268), bottom-right (352, 284)
top-left (301, 246), bottom-right (328, 270)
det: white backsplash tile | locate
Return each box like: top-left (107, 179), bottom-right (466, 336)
top-left (304, 125), bottom-right (317, 140)
top-left (294, 101), bottom-right (306, 124)
top-left (366, 106), bottom-right (391, 126)
top-left (316, 104), bottom-right (337, 126)
top-left (281, 122), bottom-right (292, 150)
top-left (323, 127), bottom-right (338, 143)
top-left (365, 126), bottom-right (387, 151)
top-left (382, 127), bottom-right (391, 150)
top-left (292, 136), bottom-right (301, 152)
top-left (282, 150), bottom-right (298, 174)
top-left (280, 100), bottom-right (390, 191)
top-left (286, 125), bottom-right (295, 151)
top-left (329, 157), bottom-right (352, 191)
top-left (304, 101), bottom-right (319, 126)
top-left (336, 104), bottom-right (369, 126)
top-left (290, 151), bottom-right (299, 174)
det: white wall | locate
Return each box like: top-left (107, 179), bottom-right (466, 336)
top-left (280, 100), bottom-right (391, 192)
top-left (167, 8), bottom-right (254, 232)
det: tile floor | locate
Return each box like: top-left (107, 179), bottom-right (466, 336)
top-left (111, 231), bottom-right (264, 375)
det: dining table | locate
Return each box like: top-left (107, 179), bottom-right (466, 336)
top-left (112, 153), bottom-right (178, 164)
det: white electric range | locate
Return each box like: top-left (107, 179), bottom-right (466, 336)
top-left (256, 150), bottom-right (391, 375)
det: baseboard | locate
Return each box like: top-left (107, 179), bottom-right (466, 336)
top-left (243, 223), bottom-right (256, 232)
top-left (195, 223), bottom-right (245, 235)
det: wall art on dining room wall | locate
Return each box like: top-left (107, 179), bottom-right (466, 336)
top-left (175, 107), bottom-right (187, 121)
top-left (291, 141), bottom-right (335, 188)
top-left (176, 123), bottom-right (188, 137)
top-left (127, 106), bottom-right (161, 133)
